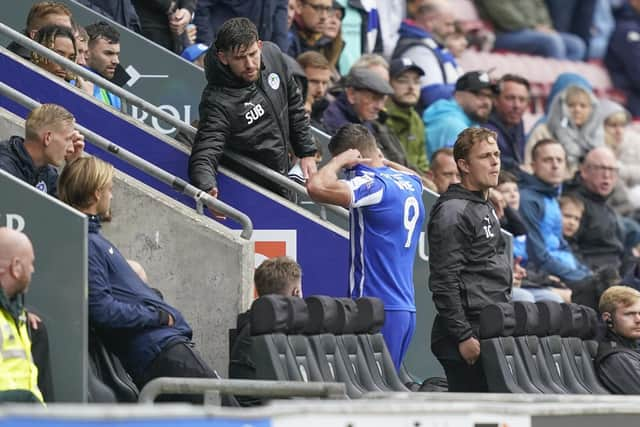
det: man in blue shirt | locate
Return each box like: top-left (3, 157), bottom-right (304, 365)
top-left (307, 124), bottom-right (425, 368)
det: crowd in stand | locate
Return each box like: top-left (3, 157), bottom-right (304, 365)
top-left (4, 0), bottom-right (640, 402)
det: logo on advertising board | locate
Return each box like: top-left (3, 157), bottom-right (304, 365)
top-left (251, 230), bottom-right (297, 267)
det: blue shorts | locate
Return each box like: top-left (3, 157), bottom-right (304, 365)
top-left (380, 310), bottom-right (416, 370)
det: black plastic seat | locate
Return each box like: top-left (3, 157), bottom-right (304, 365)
top-left (355, 297), bottom-right (408, 392)
top-left (305, 296), bottom-right (365, 398)
top-left (513, 301), bottom-right (568, 394)
top-left (88, 332), bottom-right (139, 402)
top-left (536, 301), bottom-right (590, 394)
top-left (479, 303), bottom-right (541, 393)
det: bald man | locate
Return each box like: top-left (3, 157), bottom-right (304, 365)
top-left (0, 228), bottom-right (44, 403)
top-left (565, 147), bottom-right (625, 271)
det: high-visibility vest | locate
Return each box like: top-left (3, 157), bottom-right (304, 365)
top-left (0, 309), bottom-right (43, 403)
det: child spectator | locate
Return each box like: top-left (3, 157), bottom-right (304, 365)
top-left (444, 22), bottom-right (469, 59)
top-left (559, 193), bottom-right (585, 244)
top-left (526, 85), bottom-right (603, 176)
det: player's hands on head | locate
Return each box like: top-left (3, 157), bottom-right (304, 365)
top-left (336, 148), bottom-right (371, 169)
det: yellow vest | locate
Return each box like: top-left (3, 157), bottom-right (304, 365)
top-left (0, 309), bottom-right (43, 402)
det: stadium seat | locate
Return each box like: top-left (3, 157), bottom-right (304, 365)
top-left (479, 303), bottom-right (541, 393)
top-left (536, 302), bottom-right (590, 394)
top-left (355, 297), bottom-right (408, 392)
top-left (88, 332), bottom-right (139, 402)
top-left (513, 301), bottom-right (568, 394)
top-left (305, 296), bottom-right (365, 398)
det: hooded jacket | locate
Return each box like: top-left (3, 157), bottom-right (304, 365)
top-left (428, 184), bottom-right (512, 345)
top-left (0, 136), bottom-right (58, 196)
top-left (189, 41), bottom-right (314, 192)
top-left (564, 177), bottom-right (624, 270)
top-left (87, 216), bottom-right (192, 381)
top-left (385, 98), bottom-right (428, 173)
top-left (518, 173), bottom-right (591, 282)
top-left (393, 20), bottom-right (460, 110)
top-left (605, 4), bottom-right (640, 116)
top-left (596, 329), bottom-right (640, 394)
top-left (545, 86), bottom-right (604, 170)
top-left (423, 98), bottom-right (475, 159)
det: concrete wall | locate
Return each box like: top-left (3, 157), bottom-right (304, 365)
top-left (0, 107), bottom-right (24, 138)
top-left (102, 171), bottom-right (254, 377)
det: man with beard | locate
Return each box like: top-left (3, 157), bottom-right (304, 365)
top-left (385, 58), bottom-right (429, 174)
top-left (58, 157), bottom-right (217, 400)
top-left (423, 71), bottom-right (495, 159)
top-left (85, 22), bottom-right (122, 110)
top-left (189, 17), bottom-right (316, 200)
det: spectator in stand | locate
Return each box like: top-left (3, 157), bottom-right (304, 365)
top-left (189, 18), bottom-right (316, 200)
top-left (476, 0), bottom-right (586, 61)
top-left (31, 25), bottom-right (93, 96)
top-left (0, 228), bottom-right (44, 403)
top-left (423, 71), bottom-right (494, 159)
top-left (288, 0), bottom-right (333, 59)
top-left (443, 22), bottom-right (469, 59)
top-left (595, 286), bottom-right (640, 394)
top-left (586, 0), bottom-right (616, 60)
top-left (426, 148), bottom-right (460, 194)
top-left (58, 156), bottom-right (218, 399)
top-left (322, 67), bottom-right (412, 169)
top-left (601, 100), bottom-right (640, 215)
top-left (75, 0), bottom-right (141, 33)
top-left (559, 194), bottom-right (585, 246)
top-left (526, 85), bottom-right (603, 176)
top-left (385, 58), bottom-right (429, 175)
top-left (307, 124), bottom-right (425, 369)
top-left (485, 74), bottom-right (530, 172)
top-left (85, 22), bottom-right (122, 110)
top-left (564, 147), bottom-right (625, 271)
top-left (131, 0), bottom-right (195, 54)
top-left (321, 2), bottom-right (345, 75)
top-left (544, 0), bottom-right (597, 55)
top-left (73, 23), bottom-right (89, 66)
top-left (297, 51), bottom-right (332, 119)
top-left (0, 104), bottom-right (84, 197)
top-left (496, 171), bottom-right (570, 303)
top-left (518, 140), bottom-right (593, 289)
top-left (194, 1), bottom-right (289, 52)
top-left (606, 0), bottom-right (640, 117)
top-left (7, 1), bottom-right (72, 60)
top-left (428, 127), bottom-right (510, 392)
top-left (393, 0), bottom-right (461, 111)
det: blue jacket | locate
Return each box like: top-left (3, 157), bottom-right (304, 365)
top-left (518, 173), bottom-right (591, 282)
top-left (606, 4), bottom-right (640, 116)
top-left (485, 110), bottom-right (525, 172)
top-left (87, 216), bottom-right (192, 380)
top-left (0, 136), bottom-right (58, 196)
top-left (322, 92), bottom-right (373, 135)
top-left (393, 20), bottom-right (458, 110)
top-left (422, 98), bottom-right (474, 159)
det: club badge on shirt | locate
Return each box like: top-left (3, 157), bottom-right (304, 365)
top-left (35, 181), bottom-right (47, 193)
top-left (268, 73), bottom-right (280, 90)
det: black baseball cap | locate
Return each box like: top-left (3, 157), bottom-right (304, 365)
top-left (345, 67), bottom-right (394, 96)
top-left (389, 57), bottom-right (425, 79)
top-left (455, 71), bottom-right (497, 94)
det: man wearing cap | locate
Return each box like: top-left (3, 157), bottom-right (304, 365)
top-left (385, 57), bottom-right (429, 174)
top-left (422, 71), bottom-right (494, 160)
top-left (322, 67), bottom-right (411, 167)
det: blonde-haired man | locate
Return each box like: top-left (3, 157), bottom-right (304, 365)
top-left (0, 104), bottom-right (84, 196)
top-left (428, 127), bottom-right (511, 392)
top-left (58, 157), bottom-right (216, 399)
top-left (596, 285), bottom-right (640, 394)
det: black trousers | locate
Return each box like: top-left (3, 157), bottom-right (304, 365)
top-left (135, 341), bottom-right (217, 403)
top-left (439, 359), bottom-right (488, 393)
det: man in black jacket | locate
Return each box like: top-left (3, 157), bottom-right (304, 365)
top-left (596, 285), bottom-right (640, 394)
top-left (189, 17), bottom-right (317, 200)
top-left (428, 127), bottom-right (512, 392)
top-left (0, 104), bottom-right (84, 197)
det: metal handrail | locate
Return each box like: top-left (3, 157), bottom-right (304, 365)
top-left (0, 23), bottom-right (349, 220)
top-left (138, 377), bottom-right (347, 404)
top-left (0, 80), bottom-right (253, 239)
